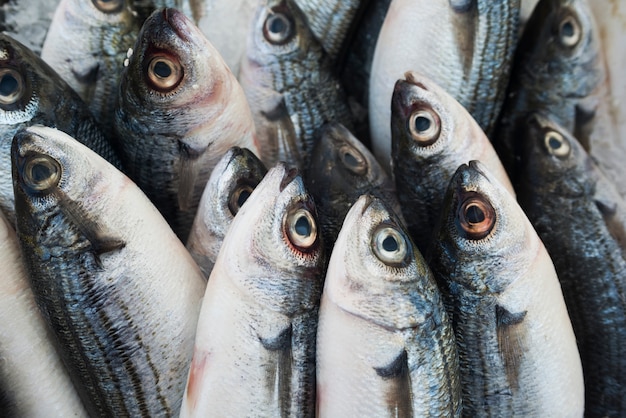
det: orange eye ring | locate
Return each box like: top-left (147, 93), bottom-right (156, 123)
top-left (456, 193), bottom-right (496, 240)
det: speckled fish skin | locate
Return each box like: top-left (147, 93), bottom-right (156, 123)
top-left (305, 122), bottom-right (402, 254)
top-left (369, 0), bottom-right (520, 170)
top-left (0, 33), bottom-right (122, 226)
top-left (11, 125), bottom-right (206, 417)
top-left (41, 0), bottom-right (140, 134)
top-left (428, 161), bottom-right (584, 417)
top-left (316, 194), bottom-right (461, 417)
top-left (180, 164), bottom-right (324, 417)
top-left (186, 146), bottom-right (267, 278)
top-left (391, 72), bottom-right (514, 254)
top-left (114, 8), bottom-right (259, 241)
top-left (517, 113), bottom-right (626, 417)
top-left (239, 0), bottom-right (353, 171)
top-left (0, 210), bottom-right (89, 418)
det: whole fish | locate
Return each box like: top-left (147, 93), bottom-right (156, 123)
top-left (186, 146), bottom-right (267, 278)
top-left (369, 0), bottom-right (520, 170)
top-left (391, 72), bottom-right (514, 253)
top-left (180, 163), bottom-right (324, 417)
top-left (114, 7), bottom-right (259, 241)
top-left (41, 0), bottom-right (140, 133)
top-left (428, 161), bottom-right (584, 417)
top-left (239, 0), bottom-right (353, 171)
top-left (517, 113), bottom-right (626, 417)
top-left (316, 194), bottom-right (461, 417)
top-left (305, 122), bottom-right (401, 253)
top-left (0, 209), bottom-right (89, 417)
top-left (0, 33), bottom-right (122, 225)
top-left (12, 125), bottom-right (206, 417)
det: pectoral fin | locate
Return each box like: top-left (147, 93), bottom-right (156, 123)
top-left (496, 305), bottom-right (527, 392)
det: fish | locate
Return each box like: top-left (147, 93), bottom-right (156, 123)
top-left (186, 146), bottom-right (267, 278)
top-left (304, 122), bottom-right (401, 253)
top-left (0, 0), bottom-right (62, 55)
top-left (369, 0), bottom-right (520, 170)
top-left (11, 125), bottom-right (206, 417)
top-left (316, 194), bottom-right (461, 417)
top-left (391, 71), bottom-right (514, 254)
top-left (239, 0), bottom-right (353, 171)
top-left (516, 113), bottom-right (626, 417)
top-left (133, 0), bottom-right (195, 22)
top-left (0, 33), bottom-right (122, 226)
top-left (0, 209), bottom-right (89, 417)
top-left (427, 160), bottom-right (584, 417)
top-left (180, 163), bottom-right (324, 417)
top-left (114, 7), bottom-right (259, 241)
top-left (41, 0), bottom-right (140, 134)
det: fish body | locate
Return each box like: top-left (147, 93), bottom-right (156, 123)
top-left (181, 164), bottom-right (324, 417)
top-left (316, 194), bottom-right (461, 417)
top-left (114, 8), bottom-right (259, 240)
top-left (12, 125), bottom-right (206, 417)
top-left (428, 161), bottom-right (584, 417)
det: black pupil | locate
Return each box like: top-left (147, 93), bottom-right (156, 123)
top-left (466, 204), bottom-right (485, 224)
top-left (269, 15), bottom-right (287, 35)
top-left (343, 152), bottom-right (359, 168)
top-left (31, 162), bottom-right (52, 184)
top-left (548, 135), bottom-right (562, 150)
top-left (295, 215), bottom-right (311, 237)
top-left (561, 20), bottom-right (574, 38)
top-left (415, 115), bottom-right (431, 133)
top-left (154, 61), bottom-right (172, 78)
top-left (0, 73), bottom-right (18, 96)
top-left (382, 235), bottom-right (398, 252)
top-left (236, 188), bottom-right (251, 208)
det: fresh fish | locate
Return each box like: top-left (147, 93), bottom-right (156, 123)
top-left (114, 8), bottom-right (259, 241)
top-left (305, 122), bottom-right (401, 253)
top-left (180, 163), bottom-right (324, 417)
top-left (186, 146), bottom-right (267, 278)
top-left (517, 113), bottom-right (626, 417)
top-left (41, 0), bottom-right (140, 134)
top-left (316, 194), bottom-right (461, 417)
top-left (239, 0), bottom-right (353, 171)
top-left (428, 161), bottom-right (584, 417)
top-left (11, 125), bottom-right (206, 417)
top-left (391, 72), bottom-right (514, 253)
top-left (369, 0), bottom-right (520, 170)
top-left (0, 33), bottom-right (122, 225)
top-left (0, 209), bottom-right (89, 417)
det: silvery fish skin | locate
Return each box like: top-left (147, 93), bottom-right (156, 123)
top-left (41, 0), bottom-right (140, 133)
top-left (180, 164), bottom-right (324, 417)
top-left (517, 113), bottom-right (626, 417)
top-left (369, 0), bottom-right (520, 170)
top-left (305, 122), bottom-right (402, 253)
top-left (0, 33), bottom-right (122, 226)
top-left (11, 125), bottom-right (206, 417)
top-left (239, 0), bottom-right (353, 171)
top-left (0, 210), bottom-right (89, 417)
top-left (391, 72), bottom-right (514, 254)
top-left (316, 194), bottom-right (461, 417)
top-left (186, 146), bottom-right (267, 278)
top-left (0, 0), bottom-right (62, 55)
top-left (428, 161), bottom-right (584, 417)
top-left (114, 8), bottom-right (259, 241)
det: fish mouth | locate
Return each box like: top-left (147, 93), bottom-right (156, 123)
top-left (279, 166), bottom-right (299, 192)
top-left (162, 8), bottom-right (193, 43)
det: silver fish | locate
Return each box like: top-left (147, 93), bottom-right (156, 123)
top-left (316, 194), bottom-right (461, 417)
top-left (180, 163), bottom-right (324, 417)
top-left (12, 125), bottom-right (206, 417)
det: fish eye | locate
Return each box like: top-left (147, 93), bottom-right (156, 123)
top-left (92, 0), bottom-right (124, 13)
top-left (284, 207), bottom-right (317, 252)
top-left (22, 154), bottom-right (62, 194)
top-left (456, 193), bottom-right (496, 240)
top-left (146, 55), bottom-right (183, 93)
top-left (408, 108), bottom-right (441, 146)
top-left (339, 145), bottom-right (367, 175)
top-left (0, 68), bottom-right (24, 106)
top-left (372, 226), bottom-right (409, 266)
top-left (558, 15), bottom-right (582, 48)
top-left (228, 184), bottom-right (255, 216)
top-left (544, 130), bottom-right (571, 158)
top-left (263, 12), bottom-right (294, 45)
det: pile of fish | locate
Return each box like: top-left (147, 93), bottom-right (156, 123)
top-left (0, 0), bottom-right (624, 416)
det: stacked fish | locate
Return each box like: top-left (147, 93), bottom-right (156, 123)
top-left (0, 0), bottom-right (624, 416)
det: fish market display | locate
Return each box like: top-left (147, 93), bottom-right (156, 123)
top-left (517, 113), bottom-right (626, 416)
top-left (186, 146), bottom-right (267, 278)
top-left (428, 161), bottom-right (584, 416)
top-left (114, 7), bottom-right (259, 241)
top-left (12, 125), bottom-right (206, 417)
top-left (316, 194), bottom-right (461, 417)
top-left (181, 163), bottom-right (324, 417)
